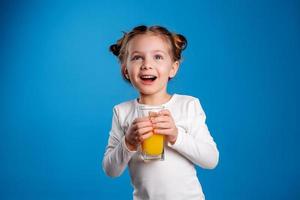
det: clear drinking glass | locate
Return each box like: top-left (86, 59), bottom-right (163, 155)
top-left (137, 105), bottom-right (165, 161)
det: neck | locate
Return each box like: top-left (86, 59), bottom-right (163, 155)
top-left (138, 92), bottom-right (172, 106)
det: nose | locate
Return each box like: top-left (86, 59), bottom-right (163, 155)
top-left (141, 58), bottom-right (152, 70)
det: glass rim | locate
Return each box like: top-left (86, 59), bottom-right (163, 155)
top-left (137, 105), bottom-right (165, 110)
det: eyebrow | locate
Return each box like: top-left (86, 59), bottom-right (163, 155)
top-left (131, 50), bottom-right (167, 55)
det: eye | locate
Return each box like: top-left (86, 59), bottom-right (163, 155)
top-left (131, 55), bottom-right (143, 61)
top-left (154, 54), bottom-right (163, 60)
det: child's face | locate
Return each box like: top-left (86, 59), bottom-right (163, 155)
top-left (123, 34), bottom-right (179, 96)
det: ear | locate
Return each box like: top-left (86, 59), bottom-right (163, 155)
top-left (122, 64), bottom-right (130, 79)
top-left (169, 61), bottom-right (179, 78)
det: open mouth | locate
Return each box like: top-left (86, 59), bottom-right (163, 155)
top-left (140, 75), bottom-right (157, 82)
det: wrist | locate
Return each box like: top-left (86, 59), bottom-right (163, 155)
top-left (168, 136), bottom-right (177, 145)
top-left (168, 128), bottom-right (178, 145)
top-left (125, 137), bottom-right (138, 151)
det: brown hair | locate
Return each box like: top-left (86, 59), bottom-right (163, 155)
top-left (109, 25), bottom-right (187, 81)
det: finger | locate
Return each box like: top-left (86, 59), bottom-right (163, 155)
top-left (151, 115), bottom-right (169, 123)
top-left (136, 126), bottom-right (153, 136)
top-left (158, 109), bottom-right (171, 116)
top-left (153, 128), bottom-right (172, 135)
top-left (139, 131), bottom-right (153, 141)
top-left (135, 120), bottom-right (153, 130)
top-left (153, 122), bottom-right (171, 129)
top-left (149, 111), bottom-right (159, 117)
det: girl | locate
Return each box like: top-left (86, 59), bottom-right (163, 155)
top-left (102, 25), bottom-right (219, 200)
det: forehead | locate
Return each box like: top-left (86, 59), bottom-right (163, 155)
top-left (127, 33), bottom-right (171, 53)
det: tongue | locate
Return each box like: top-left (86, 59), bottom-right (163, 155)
top-left (141, 78), bottom-right (154, 83)
top-left (142, 78), bottom-right (152, 81)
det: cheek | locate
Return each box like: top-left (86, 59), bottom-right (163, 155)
top-left (127, 66), bottom-right (139, 78)
top-left (159, 65), bottom-right (173, 75)
top-left (127, 61), bottom-right (141, 70)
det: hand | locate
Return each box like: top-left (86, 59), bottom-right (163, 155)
top-left (150, 109), bottom-right (178, 145)
top-left (125, 117), bottom-right (153, 151)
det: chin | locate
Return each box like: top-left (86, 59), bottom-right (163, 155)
top-left (139, 90), bottom-right (157, 95)
top-left (133, 82), bottom-right (165, 96)
top-left (135, 86), bottom-right (156, 94)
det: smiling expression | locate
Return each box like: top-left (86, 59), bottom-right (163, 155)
top-left (123, 34), bottom-right (179, 96)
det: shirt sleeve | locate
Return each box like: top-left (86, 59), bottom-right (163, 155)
top-left (168, 98), bottom-right (219, 169)
top-left (102, 106), bottom-right (137, 177)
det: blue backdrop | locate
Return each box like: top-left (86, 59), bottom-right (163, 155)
top-left (1, 0), bottom-right (299, 199)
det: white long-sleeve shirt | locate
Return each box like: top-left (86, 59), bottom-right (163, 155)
top-left (102, 94), bottom-right (219, 200)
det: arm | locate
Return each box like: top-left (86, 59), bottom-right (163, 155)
top-left (169, 99), bottom-right (219, 169)
top-left (102, 107), bottom-right (136, 177)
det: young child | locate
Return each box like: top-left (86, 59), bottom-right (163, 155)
top-left (102, 25), bottom-right (219, 200)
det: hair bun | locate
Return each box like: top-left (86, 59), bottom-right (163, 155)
top-left (171, 33), bottom-right (187, 61)
top-left (109, 44), bottom-right (121, 56)
top-left (174, 34), bottom-right (187, 51)
top-left (109, 33), bottom-right (127, 57)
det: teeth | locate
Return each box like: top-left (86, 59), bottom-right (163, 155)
top-left (141, 75), bottom-right (156, 78)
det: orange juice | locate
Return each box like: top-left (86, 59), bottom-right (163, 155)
top-left (142, 133), bottom-right (164, 156)
top-left (137, 105), bottom-right (165, 160)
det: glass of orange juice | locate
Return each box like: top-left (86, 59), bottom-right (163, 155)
top-left (137, 105), bottom-right (165, 161)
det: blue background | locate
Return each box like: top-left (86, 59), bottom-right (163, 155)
top-left (1, 0), bottom-right (299, 199)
